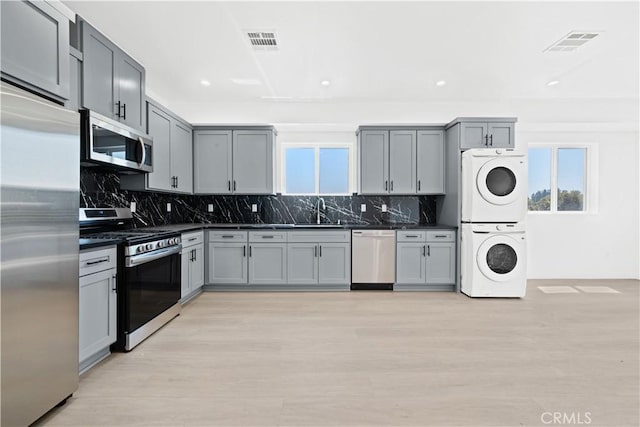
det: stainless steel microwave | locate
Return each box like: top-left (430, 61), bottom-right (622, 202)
top-left (80, 110), bottom-right (153, 173)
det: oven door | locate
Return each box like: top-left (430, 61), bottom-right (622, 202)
top-left (123, 247), bottom-right (181, 335)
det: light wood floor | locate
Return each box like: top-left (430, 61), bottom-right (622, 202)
top-left (36, 280), bottom-right (639, 427)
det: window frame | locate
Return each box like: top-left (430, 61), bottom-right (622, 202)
top-left (280, 143), bottom-right (352, 196)
top-left (527, 144), bottom-right (596, 214)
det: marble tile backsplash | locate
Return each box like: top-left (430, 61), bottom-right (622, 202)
top-left (81, 168), bottom-right (438, 228)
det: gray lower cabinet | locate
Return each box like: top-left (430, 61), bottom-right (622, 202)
top-left (395, 230), bottom-right (456, 289)
top-left (317, 243), bottom-right (351, 285)
top-left (248, 243), bottom-right (288, 285)
top-left (456, 119), bottom-right (515, 149)
top-left (417, 130), bottom-right (445, 194)
top-left (0, 0), bottom-right (70, 101)
top-left (121, 101), bottom-right (193, 193)
top-left (287, 231), bottom-right (351, 286)
top-left (193, 128), bottom-right (275, 195)
top-left (79, 246), bottom-right (117, 373)
top-left (207, 230), bottom-right (248, 284)
top-left (181, 231), bottom-right (204, 299)
top-left (80, 19), bottom-right (145, 131)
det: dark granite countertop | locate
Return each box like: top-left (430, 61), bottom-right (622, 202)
top-left (79, 237), bottom-right (122, 251)
top-left (134, 223), bottom-right (458, 233)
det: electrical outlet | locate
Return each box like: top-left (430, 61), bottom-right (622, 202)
top-left (130, 202), bottom-right (136, 213)
top-left (166, 203), bottom-right (171, 212)
top-left (361, 204), bottom-right (367, 212)
top-left (381, 204), bottom-right (387, 212)
top-left (207, 204), bottom-right (213, 212)
top-left (252, 204), bottom-right (258, 213)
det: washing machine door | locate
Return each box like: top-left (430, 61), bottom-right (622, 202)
top-left (476, 235), bottom-right (524, 282)
top-left (476, 157), bottom-right (525, 206)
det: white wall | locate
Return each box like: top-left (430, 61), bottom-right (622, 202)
top-left (522, 129), bottom-right (639, 279)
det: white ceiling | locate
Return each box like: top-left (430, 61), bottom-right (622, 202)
top-left (65, 1), bottom-right (639, 128)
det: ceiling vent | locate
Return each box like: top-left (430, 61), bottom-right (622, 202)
top-left (544, 31), bottom-right (601, 52)
top-left (246, 31), bottom-right (278, 51)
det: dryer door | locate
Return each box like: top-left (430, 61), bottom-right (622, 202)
top-left (476, 234), bottom-right (525, 282)
top-left (476, 157), bottom-right (526, 206)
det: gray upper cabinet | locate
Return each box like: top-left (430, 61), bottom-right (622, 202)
top-left (417, 130), bottom-right (445, 194)
top-left (233, 130), bottom-right (274, 194)
top-left (194, 131), bottom-right (233, 194)
top-left (120, 101), bottom-right (193, 194)
top-left (1, 0), bottom-right (70, 101)
top-left (359, 126), bottom-right (445, 195)
top-left (453, 119), bottom-right (516, 149)
top-left (359, 130), bottom-right (389, 194)
top-left (389, 130), bottom-right (416, 194)
top-left (80, 20), bottom-right (146, 131)
top-left (193, 128), bottom-right (275, 195)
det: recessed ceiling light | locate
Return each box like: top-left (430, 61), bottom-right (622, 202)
top-left (200, 80), bottom-right (211, 87)
top-left (320, 80), bottom-right (331, 86)
top-left (231, 78), bottom-right (262, 86)
top-left (436, 80), bottom-right (447, 87)
top-left (547, 80), bottom-right (560, 86)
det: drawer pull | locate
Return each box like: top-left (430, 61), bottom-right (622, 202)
top-left (85, 257), bottom-right (109, 266)
top-left (405, 235), bottom-right (419, 238)
top-left (221, 235), bottom-right (234, 238)
top-left (261, 235), bottom-right (274, 239)
top-left (188, 237), bottom-right (197, 242)
top-left (434, 234), bottom-right (448, 238)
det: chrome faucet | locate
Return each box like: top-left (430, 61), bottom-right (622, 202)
top-left (316, 197), bottom-right (326, 224)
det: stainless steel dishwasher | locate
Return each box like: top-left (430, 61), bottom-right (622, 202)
top-left (351, 230), bottom-right (396, 289)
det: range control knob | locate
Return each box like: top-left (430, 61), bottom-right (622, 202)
top-left (157, 241), bottom-right (165, 249)
top-left (137, 246), bottom-right (145, 253)
top-left (146, 243), bottom-right (153, 250)
top-left (167, 238), bottom-right (174, 245)
top-left (174, 237), bottom-right (181, 245)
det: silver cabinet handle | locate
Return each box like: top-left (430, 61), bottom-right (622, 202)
top-left (126, 246), bottom-right (181, 267)
top-left (138, 137), bottom-right (146, 165)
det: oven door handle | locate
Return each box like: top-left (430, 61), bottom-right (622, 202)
top-left (125, 245), bottom-right (182, 267)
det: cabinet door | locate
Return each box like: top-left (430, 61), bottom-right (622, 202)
top-left (417, 130), bottom-right (445, 194)
top-left (180, 249), bottom-right (191, 298)
top-left (459, 122), bottom-right (488, 149)
top-left (81, 21), bottom-right (117, 119)
top-left (487, 122), bottom-right (514, 148)
top-left (396, 243), bottom-right (426, 284)
top-left (248, 243), bottom-right (287, 285)
top-left (193, 131), bottom-right (233, 194)
top-left (0, 0), bottom-right (70, 101)
top-left (79, 269), bottom-right (117, 363)
top-left (145, 104), bottom-right (173, 191)
top-left (389, 130), bottom-right (416, 194)
top-left (208, 243), bottom-right (248, 284)
top-left (359, 130), bottom-right (389, 194)
top-left (318, 243), bottom-right (351, 285)
top-left (190, 245), bottom-right (205, 290)
top-left (287, 243), bottom-right (318, 285)
top-left (425, 242), bottom-right (455, 284)
top-left (232, 130), bottom-right (273, 194)
top-left (117, 54), bottom-right (145, 131)
top-left (171, 121), bottom-right (193, 193)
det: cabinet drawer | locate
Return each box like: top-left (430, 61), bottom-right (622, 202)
top-left (80, 246), bottom-right (117, 277)
top-left (208, 230), bottom-right (247, 242)
top-left (288, 230), bottom-right (351, 243)
top-left (396, 231), bottom-right (427, 242)
top-left (182, 231), bottom-right (204, 248)
top-left (426, 230), bottom-right (455, 242)
top-left (249, 231), bottom-right (287, 243)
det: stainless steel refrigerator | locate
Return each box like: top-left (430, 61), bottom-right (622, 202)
top-left (1, 81), bottom-right (80, 426)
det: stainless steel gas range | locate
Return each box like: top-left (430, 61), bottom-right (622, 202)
top-left (80, 208), bottom-right (181, 351)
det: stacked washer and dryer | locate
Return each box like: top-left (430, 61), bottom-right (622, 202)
top-left (460, 149), bottom-right (528, 297)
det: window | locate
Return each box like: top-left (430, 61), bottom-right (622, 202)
top-left (528, 146), bottom-right (588, 212)
top-left (283, 145), bottom-right (350, 195)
